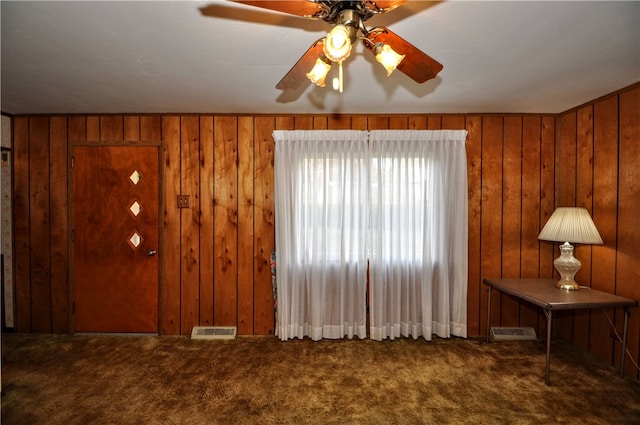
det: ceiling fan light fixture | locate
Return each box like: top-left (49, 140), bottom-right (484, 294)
top-left (375, 43), bottom-right (405, 76)
top-left (306, 57), bottom-right (332, 87)
top-left (228, 1), bottom-right (444, 90)
top-left (324, 24), bottom-right (352, 62)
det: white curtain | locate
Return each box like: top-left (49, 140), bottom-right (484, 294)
top-left (273, 129), bottom-right (468, 342)
top-left (273, 130), bottom-right (369, 341)
top-left (368, 130), bottom-right (468, 341)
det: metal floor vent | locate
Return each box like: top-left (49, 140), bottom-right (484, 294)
top-left (490, 327), bottom-right (537, 341)
top-left (191, 326), bottom-right (237, 340)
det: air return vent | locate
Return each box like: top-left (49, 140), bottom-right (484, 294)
top-left (490, 327), bottom-right (536, 341)
top-left (191, 326), bottom-right (237, 340)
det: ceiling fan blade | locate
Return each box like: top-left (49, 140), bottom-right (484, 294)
top-left (230, 1), bottom-right (326, 18)
top-left (364, 0), bottom-right (407, 13)
top-left (276, 39), bottom-right (325, 91)
top-left (366, 27), bottom-right (443, 83)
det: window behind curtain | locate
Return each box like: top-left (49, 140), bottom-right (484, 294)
top-left (298, 155), bottom-right (429, 263)
top-left (370, 155), bottom-right (432, 263)
top-left (299, 155), bottom-right (368, 264)
top-left (273, 130), bottom-right (468, 342)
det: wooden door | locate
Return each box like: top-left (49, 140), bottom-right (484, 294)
top-left (72, 146), bottom-right (159, 333)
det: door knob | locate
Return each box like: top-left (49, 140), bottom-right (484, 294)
top-left (147, 249), bottom-right (157, 256)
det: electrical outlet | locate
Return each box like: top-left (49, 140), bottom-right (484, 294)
top-left (177, 195), bottom-right (190, 208)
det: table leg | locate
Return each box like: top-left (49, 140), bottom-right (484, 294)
top-left (620, 307), bottom-right (630, 379)
top-left (486, 286), bottom-right (492, 343)
top-left (543, 309), bottom-right (552, 386)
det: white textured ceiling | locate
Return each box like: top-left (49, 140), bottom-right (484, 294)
top-left (1, 1), bottom-right (638, 115)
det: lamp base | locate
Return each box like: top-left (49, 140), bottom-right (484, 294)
top-left (556, 278), bottom-right (580, 291)
top-left (553, 242), bottom-right (582, 291)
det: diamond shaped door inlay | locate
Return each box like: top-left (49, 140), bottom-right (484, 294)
top-left (129, 170), bottom-right (141, 185)
top-left (129, 200), bottom-right (142, 217)
top-left (128, 231), bottom-right (143, 249)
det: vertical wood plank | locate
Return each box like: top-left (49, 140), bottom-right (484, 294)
top-left (591, 96), bottom-right (619, 363)
top-left (480, 116), bottom-right (503, 333)
top-left (276, 117), bottom-right (295, 131)
top-left (180, 116), bottom-right (201, 335)
top-left (520, 116), bottom-right (542, 330)
top-left (86, 116), bottom-right (100, 142)
top-left (327, 115), bottom-right (351, 129)
top-left (501, 116), bottom-right (522, 327)
top-left (13, 117), bottom-right (31, 331)
top-left (617, 86), bottom-right (640, 379)
top-left (389, 116), bottom-right (408, 129)
top-left (141, 116), bottom-right (162, 142)
top-left (539, 116), bottom-right (556, 280)
top-left (68, 116), bottom-right (86, 143)
top-left (123, 116), bottom-right (140, 142)
top-left (351, 116), bottom-right (368, 130)
top-left (466, 116), bottom-right (482, 336)
top-left (161, 116), bottom-right (181, 335)
top-left (29, 117), bottom-right (52, 333)
top-left (367, 116), bottom-right (389, 130)
top-left (313, 116), bottom-right (328, 129)
top-left (49, 116), bottom-right (69, 333)
top-left (574, 105), bottom-right (595, 351)
top-left (537, 116), bottom-right (556, 338)
top-left (100, 115), bottom-right (123, 142)
top-left (294, 116), bottom-right (313, 130)
top-left (199, 116), bottom-right (215, 326)
top-left (237, 116), bottom-right (255, 335)
top-left (556, 112), bottom-right (577, 206)
top-left (554, 112), bottom-right (577, 341)
top-left (213, 116), bottom-right (238, 326)
top-left (427, 116), bottom-right (442, 129)
top-left (253, 116), bottom-right (275, 335)
top-left (442, 115), bottom-right (465, 130)
top-left (408, 116), bottom-right (427, 130)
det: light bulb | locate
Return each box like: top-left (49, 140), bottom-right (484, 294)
top-left (324, 25), bottom-right (352, 62)
top-left (375, 43), bottom-right (405, 76)
top-left (306, 58), bottom-right (331, 87)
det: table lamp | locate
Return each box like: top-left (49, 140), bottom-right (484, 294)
top-left (538, 207), bottom-right (603, 291)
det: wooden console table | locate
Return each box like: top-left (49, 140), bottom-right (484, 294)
top-left (483, 278), bottom-right (637, 386)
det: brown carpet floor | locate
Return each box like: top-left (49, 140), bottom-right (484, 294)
top-left (1, 333), bottom-right (639, 425)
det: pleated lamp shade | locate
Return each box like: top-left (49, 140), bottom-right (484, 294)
top-left (538, 207), bottom-right (603, 244)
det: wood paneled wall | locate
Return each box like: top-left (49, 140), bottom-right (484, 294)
top-left (555, 84), bottom-right (640, 379)
top-left (9, 83), bottom-right (639, 379)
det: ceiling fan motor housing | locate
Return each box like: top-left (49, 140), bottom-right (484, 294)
top-left (336, 10), bottom-right (360, 43)
top-left (323, 1), bottom-right (375, 23)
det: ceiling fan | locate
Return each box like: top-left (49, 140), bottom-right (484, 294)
top-left (228, 0), bottom-right (443, 92)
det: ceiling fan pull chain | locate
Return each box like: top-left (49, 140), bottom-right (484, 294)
top-left (339, 60), bottom-right (344, 93)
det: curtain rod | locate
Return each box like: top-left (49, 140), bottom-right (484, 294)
top-left (272, 129), bottom-right (468, 142)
